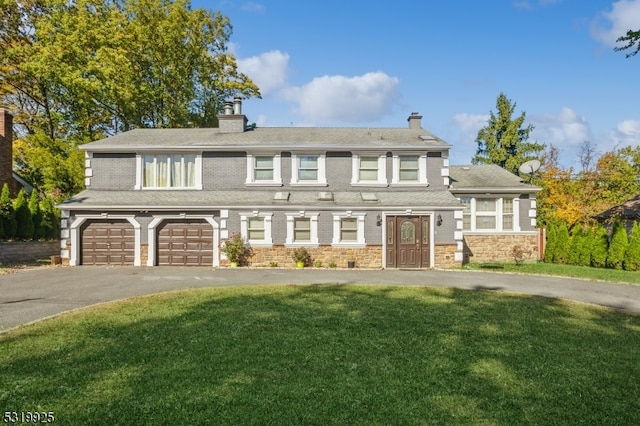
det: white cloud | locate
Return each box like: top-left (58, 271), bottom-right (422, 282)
top-left (452, 113), bottom-right (489, 135)
top-left (530, 107), bottom-right (591, 146)
top-left (610, 119), bottom-right (640, 147)
top-left (590, 0), bottom-right (640, 47)
top-left (237, 50), bottom-right (290, 96)
top-left (241, 2), bottom-right (266, 13)
top-left (282, 72), bottom-right (400, 123)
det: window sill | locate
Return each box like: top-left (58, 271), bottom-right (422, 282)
top-left (350, 182), bottom-right (389, 187)
top-left (247, 241), bottom-right (273, 247)
top-left (290, 182), bottom-right (329, 187)
top-left (331, 243), bottom-right (366, 248)
top-left (390, 182), bottom-right (429, 187)
top-left (285, 243), bottom-right (319, 248)
top-left (245, 182), bottom-right (283, 187)
top-left (137, 186), bottom-right (202, 190)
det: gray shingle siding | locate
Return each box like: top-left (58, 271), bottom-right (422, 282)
top-left (90, 153), bottom-right (136, 189)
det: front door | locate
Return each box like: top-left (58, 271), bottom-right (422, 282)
top-left (386, 215), bottom-right (431, 268)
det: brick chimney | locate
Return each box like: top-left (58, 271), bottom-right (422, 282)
top-left (0, 108), bottom-right (18, 194)
top-left (407, 112), bottom-right (422, 129)
top-left (217, 97), bottom-right (248, 133)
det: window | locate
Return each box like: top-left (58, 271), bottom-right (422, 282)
top-left (459, 197), bottom-right (518, 232)
top-left (351, 154), bottom-right (387, 186)
top-left (332, 212), bottom-right (366, 246)
top-left (246, 154), bottom-right (282, 186)
top-left (391, 153), bottom-right (428, 185)
top-left (285, 212), bottom-right (319, 246)
top-left (139, 154), bottom-right (199, 189)
top-left (291, 154), bottom-right (327, 186)
top-left (239, 212), bottom-right (273, 246)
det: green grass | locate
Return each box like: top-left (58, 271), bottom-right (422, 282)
top-left (1, 285), bottom-right (639, 425)
top-left (466, 262), bottom-right (640, 285)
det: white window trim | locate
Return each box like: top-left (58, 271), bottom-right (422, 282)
top-left (290, 153), bottom-right (327, 186)
top-left (285, 211), bottom-right (319, 246)
top-left (239, 211), bottom-right (273, 247)
top-left (461, 197), bottom-right (521, 232)
top-left (332, 212), bottom-right (366, 247)
top-left (350, 154), bottom-right (388, 187)
top-left (391, 153), bottom-right (428, 186)
top-left (135, 153), bottom-right (203, 190)
top-left (245, 154), bottom-right (282, 186)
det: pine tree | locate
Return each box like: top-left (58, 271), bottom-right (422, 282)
top-left (544, 222), bottom-right (557, 263)
top-left (472, 93), bottom-right (545, 175)
top-left (13, 189), bottom-right (34, 240)
top-left (555, 222), bottom-right (571, 264)
top-left (624, 222), bottom-right (640, 271)
top-left (606, 220), bottom-right (628, 269)
top-left (567, 228), bottom-right (583, 265)
top-left (0, 183), bottom-right (17, 239)
top-left (39, 197), bottom-right (59, 240)
top-left (591, 226), bottom-right (609, 268)
top-left (575, 226), bottom-right (593, 267)
top-left (28, 190), bottom-right (43, 240)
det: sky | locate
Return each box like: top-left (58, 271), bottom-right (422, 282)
top-left (201, 0), bottom-right (640, 168)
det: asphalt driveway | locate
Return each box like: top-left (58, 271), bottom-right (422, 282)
top-left (1, 266), bottom-right (639, 332)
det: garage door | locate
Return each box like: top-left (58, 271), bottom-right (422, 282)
top-left (81, 219), bottom-right (135, 265)
top-left (157, 219), bottom-right (213, 266)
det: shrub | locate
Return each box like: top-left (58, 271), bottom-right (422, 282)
top-left (328, 261), bottom-right (337, 268)
top-left (313, 260), bottom-right (323, 268)
top-left (292, 247), bottom-right (310, 265)
top-left (221, 233), bottom-right (251, 264)
top-left (28, 190), bottom-right (43, 240)
top-left (624, 222), bottom-right (640, 271)
top-left (606, 220), bottom-right (628, 270)
top-left (544, 222), bottom-right (557, 263)
top-left (39, 197), bottom-right (59, 240)
top-left (554, 222), bottom-right (570, 264)
top-left (591, 226), bottom-right (609, 268)
top-left (0, 183), bottom-right (17, 239)
top-left (510, 245), bottom-right (529, 265)
top-left (13, 189), bottom-right (34, 240)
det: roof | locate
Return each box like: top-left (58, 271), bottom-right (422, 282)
top-left (58, 189), bottom-right (462, 211)
top-left (80, 126), bottom-right (451, 152)
top-left (595, 195), bottom-right (640, 221)
top-left (448, 164), bottom-right (541, 193)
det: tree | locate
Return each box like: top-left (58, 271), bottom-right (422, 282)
top-left (615, 29), bottom-right (640, 58)
top-left (624, 222), bottom-right (640, 271)
top-left (472, 93), bottom-right (544, 175)
top-left (0, 183), bottom-right (17, 239)
top-left (28, 190), bottom-right (43, 240)
top-left (606, 220), bottom-right (628, 270)
top-left (13, 189), bottom-right (34, 240)
top-left (1, 0), bottom-right (260, 199)
top-left (591, 226), bottom-right (609, 268)
top-left (554, 222), bottom-right (571, 264)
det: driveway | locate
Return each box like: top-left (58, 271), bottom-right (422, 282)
top-left (1, 266), bottom-right (639, 332)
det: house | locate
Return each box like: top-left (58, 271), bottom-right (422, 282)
top-left (0, 109), bottom-right (32, 196)
top-left (595, 195), bottom-right (640, 235)
top-left (57, 98), bottom-right (540, 268)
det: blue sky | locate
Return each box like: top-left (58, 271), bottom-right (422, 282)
top-left (203, 0), bottom-right (640, 167)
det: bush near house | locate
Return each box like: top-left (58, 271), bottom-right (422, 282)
top-left (624, 222), bottom-right (640, 271)
top-left (0, 183), bottom-right (59, 241)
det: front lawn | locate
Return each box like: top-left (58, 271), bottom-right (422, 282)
top-left (1, 285), bottom-right (638, 425)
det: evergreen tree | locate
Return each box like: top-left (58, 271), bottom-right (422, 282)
top-left (13, 189), bottom-right (34, 240)
top-left (554, 222), bottom-right (571, 264)
top-left (591, 226), bottom-right (609, 268)
top-left (575, 226), bottom-right (593, 267)
top-left (544, 222), bottom-right (557, 263)
top-left (624, 222), bottom-right (640, 271)
top-left (39, 197), bottom-right (59, 240)
top-left (28, 190), bottom-right (43, 240)
top-left (606, 220), bottom-right (628, 270)
top-left (0, 183), bottom-right (17, 239)
top-left (472, 93), bottom-right (545, 175)
top-left (567, 228), bottom-right (583, 265)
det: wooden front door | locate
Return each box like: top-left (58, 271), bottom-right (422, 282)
top-left (386, 215), bottom-right (431, 268)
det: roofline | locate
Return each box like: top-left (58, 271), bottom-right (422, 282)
top-left (56, 204), bottom-right (462, 211)
top-left (81, 144), bottom-right (452, 153)
top-left (449, 187), bottom-right (542, 194)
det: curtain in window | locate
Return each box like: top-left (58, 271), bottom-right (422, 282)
top-left (185, 155), bottom-right (196, 187)
top-left (171, 155), bottom-right (183, 187)
top-left (502, 198), bottom-right (513, 230)
top-left (143, 156), bottom-right (155, 187)
top-left (156, 155), bottom-right (169, 187)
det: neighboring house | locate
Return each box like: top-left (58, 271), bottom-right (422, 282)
top-left (595, 195), bottom-right (640, 232)
top-left (0, 109), bottom-right (31, 195)
top-left (57, 99), bottom-right (540, 268)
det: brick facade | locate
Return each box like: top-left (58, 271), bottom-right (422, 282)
top-left (0, 108), bottom-right (19, 195)
top-left (463, 233), bottom-right (540, 263)
top-left (434, 243), bottom-right (461, 268)
top-left (229, 245), bottom-right (383, 269)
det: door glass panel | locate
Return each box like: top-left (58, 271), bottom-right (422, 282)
top-left (422, 220), bottom-right (429, 244)
top-left (387, 220), bottom-right (394, 245)
top-left (400, 221), bottom-right (415, 244)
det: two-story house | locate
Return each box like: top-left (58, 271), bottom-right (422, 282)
top-left (58, 98), bottom-right (540, 268)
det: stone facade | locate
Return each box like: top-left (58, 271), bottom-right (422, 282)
top-left (230, 245), bottom-right (383, 269)
top-left (463, 233), bottom-right (540, 263)
top-left (434, 244), bottom-right (461, 268)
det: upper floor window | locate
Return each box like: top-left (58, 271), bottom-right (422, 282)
top-left (391, 153), bottom-right (428, 185)
top-left (246, 154), bottom-right (282, 186)
top-left (351, 154), bottom-right (387, 186)
top-left (138, 154), bottom-right (201, 189)
top-left (291, 154), bottom-right (327, 186)
top-left (460, 197), bottom-right (518, 232)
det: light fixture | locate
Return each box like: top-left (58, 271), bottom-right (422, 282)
top-left (376, 213), bottom-right (382, 227)
top-left (437, 214), bottom-right (443, 226)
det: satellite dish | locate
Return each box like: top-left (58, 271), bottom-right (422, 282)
top-left (518, 159), bottom-right (541, 175)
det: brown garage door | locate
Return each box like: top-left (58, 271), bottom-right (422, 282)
top-left (157, 219), bottom-right (213, 266)
top-left (81, 219), bottom-right (135, 265)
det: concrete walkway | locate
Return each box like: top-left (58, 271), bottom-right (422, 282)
top-left (1, 266), bottom-right (639, 332)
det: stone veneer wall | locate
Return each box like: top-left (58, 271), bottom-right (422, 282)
top-left (434, 244), bottom-right (461, 269)
top-left (237, 245), bottom-right (383, 269)
top-left (463, 233), bottom-right (539, 263)
top-left (0, 241), bottom-right (59, 264)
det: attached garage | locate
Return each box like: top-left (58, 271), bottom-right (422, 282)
top-left (81, 219), bottom-right (135, 265)
top-left (157, 219), bottom-right (214, 266)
